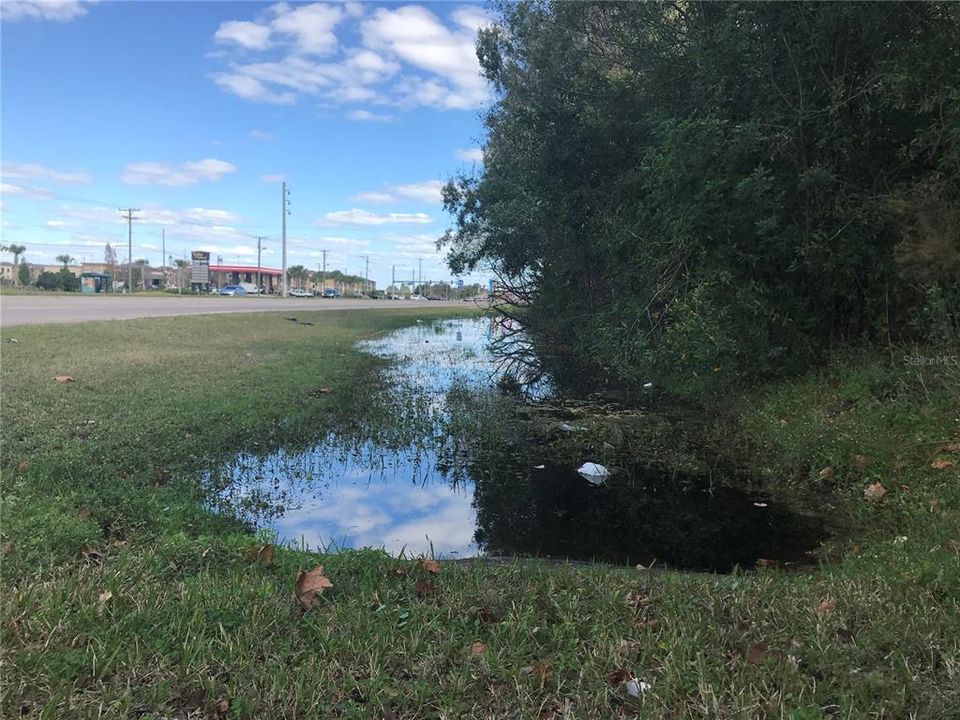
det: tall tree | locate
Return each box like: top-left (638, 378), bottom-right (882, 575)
top-left (442, 1), bottom-right (960, 395)
top-left (55, 254), bottom-right (74, 270)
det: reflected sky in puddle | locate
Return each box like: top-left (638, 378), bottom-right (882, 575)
top-left (216, 318), bottom-right (500, 557)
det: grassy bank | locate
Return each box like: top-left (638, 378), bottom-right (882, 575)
top-left (2, 311), bottom-right (958, 719)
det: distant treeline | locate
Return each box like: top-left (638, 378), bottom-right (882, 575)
top-left (441, 1), bottom-right (960, 395)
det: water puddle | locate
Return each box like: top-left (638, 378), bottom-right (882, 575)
top-left (210, 318), bottom-right (824, 572)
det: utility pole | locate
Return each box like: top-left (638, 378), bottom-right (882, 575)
top-left (281, 181), bottom-right (289, 297)
top-left (118, 208), bottom-right (140, 292)
top-left (418, 257), bottom-right (423, 290)
top-left (363, 255), bottom-right (370, 295)
top-left (161, 228), bottom-right (166, 287)
top-left (254, 236), bottom-right (266, 293)
top-left (391, 265), bottom-right (396, 299)
top-left (321, 249), bottom-right (328, 293)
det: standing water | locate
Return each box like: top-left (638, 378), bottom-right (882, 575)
top-left (210, 317), bottom-right (824, 571)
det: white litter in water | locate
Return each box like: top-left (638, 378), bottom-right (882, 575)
top-left (753, 501), bottom-right (768, 508)
top-left (558, 423), bottom-right (583, 432)
top-left (534, 464), bottom-right (546, 470)
top-left (643, 382), bottom-right (653, 389)
top-left (625, 678), bottom-right (652, 697)
top-left (577, 462), bottom-right (611, 486)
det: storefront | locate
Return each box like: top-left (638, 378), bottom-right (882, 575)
top-left (208, 265), bottom-right (283, 293)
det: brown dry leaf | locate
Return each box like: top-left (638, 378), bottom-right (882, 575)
top-left (818, 466), bottom-right (835, 481)
top-left (414, 578), bottom-right (436, 598)
top-left (98, 590), bottom-right (113, 604)
top-left (635, 618), bottom-right (661, 631)
top-left (417, 558), bottom-right (440, 574)
top-left (295, 564), bottom-right (333, 609)
top-left (755, 558), bottom-right (778, 568)
top-left (929, 499), bottom-right (942, 513)
top-left (940, 442), bottom-right (960, 454)
top-left (16, 460), bottom-right (29, 472)
top-left (850, 543), bottom-right (862, 556)
top-left (819, 599), bottom-right (836, 614)
top-left (247, 544), bottom-right (274, 566)
top-left (77, 508), bottom-right (92, 520)
top-left (470, 641), bottom-right (488, 656)
top-left (539, 709), bottom-right (559, 720)
top-left (0, 542), bottom-right (13, 555)
top-left (931, 459), bottom-right (956, 471)
top-left (863, 482), bottom-right (887, 501)
top-left (852, 454), bottom-right (869, 472)
top-left (53, 375), bottom-right (75, 383)
top-left (208, 697), bottom-right (230, 720)
top-left (746, 641), bottom-right (768, 665)
top-left (533, 661), bottom-right (553, 683)
top-left (153, 467), bottom-right (170, 485)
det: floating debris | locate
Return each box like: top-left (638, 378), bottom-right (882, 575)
top-left (577, 462), bottom-right (611, 486)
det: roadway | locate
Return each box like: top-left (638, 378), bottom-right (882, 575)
top-left (0, 294), bottom-right (465, 327)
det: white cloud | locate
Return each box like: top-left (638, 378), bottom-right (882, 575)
top-left (211, 73), bottom-right (296, 105)
top-left (455, 147), bottom-right (483, 162)
top-left (122, 158), bottom-right (237, 186)
top-left (209, 3), bottom-right (491, 110)
top-left (261, 173), bottom-right (286, 183)
top-left (1, 0), bottom-right (92, 22)
top-left (319, 208), bottom-right (432, 226)
top-left (0, 183), bottom-right (26, 195)
top-left (350, 180), bottom-right (442, 204)
top-left (214, 20), bottom-right (272, 50)
top-left (2, 162), bottom-right (92, 184)
top-left (347, 109), bottom-right (393, 122)
top-left (248, 129), bottom-right (275, 141)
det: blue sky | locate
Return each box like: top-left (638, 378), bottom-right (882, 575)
top-left (1, 0), bottom-right (490, 288)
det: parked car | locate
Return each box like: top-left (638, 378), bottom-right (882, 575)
top-left (219, 285), bottom-right (247, 296)
top-left (321, 288), bottom-right (342, 298)
top-left (289, 288), bottom-right (313, 298)
top-left (410, 294), bottom-right (429, 301)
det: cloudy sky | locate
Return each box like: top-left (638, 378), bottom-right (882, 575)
top-left (1, 0), bottom-right (490, 287)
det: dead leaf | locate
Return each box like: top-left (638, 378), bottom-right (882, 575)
top-left (470, 641), bottom-right (488, 656)
top-left (98, 590), bottom-right (113, 604)
top-left (414, 578), bottom-right (436, 598)
top-left (863, 482), bottom-right (887, 501)
top-left (417, 558), bottom-right (440, 574)
top-left (16, 460), bottom-right (29, 472)
top-left (819, 599), bottom-right (835, 614)
top-left (247, 544), bottom-right (274, 566)
top-left (607, 668), bottom-right (631, 686)
top-left (929, 499), bottom-right (942, 513)
top-left (746, 641), bottom-right (768, 665)
top-left (755, 558), bottom-right (778, 568)
top-left (850, 543), bottom-right (862, 555)
top-left (931, 459), bottom-right (956, 471)
top-left (634, 618), bottom-right (660, 631)
top-left (0, 542), bottom-right (12, 555)
top-left (153, 467), bottom-right (170, 485)
top-left (533, 661), bottom-right (553, 683)
top-left (53, 375), bottom-right (75, 383)
top-left (208, 697), bottom-right (230, 720)
top-left (818, 466), bottom-right (835, 481)
top-left (295, 565), bottom-right (333, 609)
top-left (77, 508), bottom-right (92, 520)
top-left (852, 454), bottom-right (869, 472)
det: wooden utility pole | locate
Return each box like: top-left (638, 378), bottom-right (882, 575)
top-left (118, 208), bottom-right (140, 292)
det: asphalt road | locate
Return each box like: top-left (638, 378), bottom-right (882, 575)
top-left (0, 294), bottom-right (465, 327)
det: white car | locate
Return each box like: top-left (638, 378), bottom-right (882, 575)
top-left (289, 288), bottom-right (313, 298)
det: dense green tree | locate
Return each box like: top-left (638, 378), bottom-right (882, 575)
top-left (441, 1), bottom-right (960, 394)
top-left (18, 260), bottom-right (30, 286)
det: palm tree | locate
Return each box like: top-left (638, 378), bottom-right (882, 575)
top-left (287, 264), bottom-right (309, 290)
top-left (56, 254), bottom-right (75, 270)
top-left (173, 259), bottom-right (189, 293)
top-left (2, 244), bottom-right (27, 284)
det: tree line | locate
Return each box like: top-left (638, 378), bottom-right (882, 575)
top-left (441, 1), bottom-right (960, 395)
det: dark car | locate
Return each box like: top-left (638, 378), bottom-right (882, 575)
top-left (321, 288), bottom-right (342, 298)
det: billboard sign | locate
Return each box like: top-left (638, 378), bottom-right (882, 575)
top-left (190, 251), bottom-right (210, 286)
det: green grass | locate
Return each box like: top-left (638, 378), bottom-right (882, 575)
top-left (2, 311), bottom-right (958, 719)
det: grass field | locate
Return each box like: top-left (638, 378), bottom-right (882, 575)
top-left (1, 309), bottom-right (958, 719)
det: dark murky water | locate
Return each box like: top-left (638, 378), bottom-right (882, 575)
top-left (211, 318), bottom-right (823, 572)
